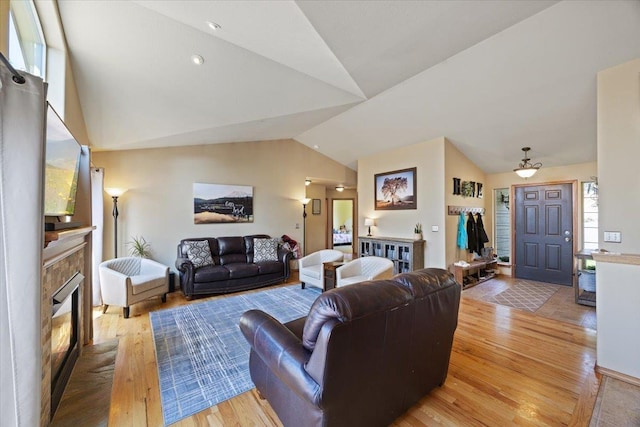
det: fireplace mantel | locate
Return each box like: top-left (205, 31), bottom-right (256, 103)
top-left (44, 226), bottom-right (94, 259)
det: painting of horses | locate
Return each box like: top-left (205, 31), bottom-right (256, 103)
top-left (193, 183), bottom-right (254, 224)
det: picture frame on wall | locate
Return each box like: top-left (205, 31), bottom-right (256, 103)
top-left (193, 183), bottom-right (253, 224)
top-left (374, 167), bottom-right (417, 210)
top-left (312, 198), bottom-right (321, 215)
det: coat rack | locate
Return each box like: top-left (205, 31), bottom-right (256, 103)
top-left (447, 206), bottom-right (485, 215)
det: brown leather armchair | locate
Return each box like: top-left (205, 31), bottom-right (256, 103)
top-left (240, 268), bottom-right (461, 427)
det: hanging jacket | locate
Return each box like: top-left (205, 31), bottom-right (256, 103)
top-left (466, 212), bottom-right (477, 254)
top-left (457, 212), bottom-right (467, 249)
top-left (475, 213), bottom-right (489, 255)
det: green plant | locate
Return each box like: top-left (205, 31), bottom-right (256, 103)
top-left (127, 235), bottom-right (152, 258)
top-left (414, 223), bottom-right (422, 234)
top-left (460, 181), bottom-right (474, 197)
top-left (498, 255), bottom-right (510, 263)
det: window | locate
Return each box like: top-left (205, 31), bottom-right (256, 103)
top-left (582, 180), bottom-right (598, 251)
top-left (494, 188), bottom-right (511, 263)
top-left (8, 0), bottom-right (46, 78)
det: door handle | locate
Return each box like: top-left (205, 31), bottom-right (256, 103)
top-left (565, 237), bottom-right (572, 242)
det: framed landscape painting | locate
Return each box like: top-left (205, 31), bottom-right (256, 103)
top-left (374, 167), bottom-right (417, 210)
top-left (193, 183), bottom-right (254, 224)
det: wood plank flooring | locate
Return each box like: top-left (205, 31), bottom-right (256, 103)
top-left (87, 274), bottom-right (598, 426)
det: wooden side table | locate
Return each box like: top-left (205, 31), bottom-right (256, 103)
top-left (323, 261), bottom-right (345, 292)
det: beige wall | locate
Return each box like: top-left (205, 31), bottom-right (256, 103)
top-left (595, 58), bottom-right (640, 381)
top-left (597, 58), bottom-right (640, 254)
top-left (304, 183), bottom-right (327, 255)
top-left (0, 1), bottom-right (8, 53)
top-left (358, 137), bottom-right (446, 268)
top-left (92, 140), bottom-right (356, 268)
top-left (444, 140), bottom-right (487, 265)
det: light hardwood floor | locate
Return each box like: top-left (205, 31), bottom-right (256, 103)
top-left (88, 273), bottom-right (599, 426)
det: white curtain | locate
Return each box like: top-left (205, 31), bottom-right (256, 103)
top-left (0, 64), bottom-right (46, 425)
top-left (91, 168), bottom-right (104, 305)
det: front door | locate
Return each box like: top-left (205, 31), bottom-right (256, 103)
top-left (514, 182), bottom-right (574, 285)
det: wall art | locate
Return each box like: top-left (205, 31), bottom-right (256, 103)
top-left (193, 183), bottom-right (253, 224)
top-left (374, 167), bottom-right (417, 210)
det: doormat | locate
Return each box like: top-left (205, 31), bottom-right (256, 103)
top-left (490, 281), bottom-right (559, 312)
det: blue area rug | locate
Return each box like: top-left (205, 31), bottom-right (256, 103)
top-left (149, 284), bottom-right (320, 425)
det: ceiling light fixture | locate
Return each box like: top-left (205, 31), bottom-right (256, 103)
top-left (191, 54), bottom-right (204, 65)
top-left (305, 179), bottom-right (311, 186)
top-left (514, 147), bottom-right (542, 178)
top-left (335, 186), bottom-right (344, 192)
top-left (313, 145), bottom-right (319, 150)
top-left (206, 21), bottom-right (221, 31)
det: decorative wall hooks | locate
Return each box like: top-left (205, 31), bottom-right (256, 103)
top-left (447, 206), bottom-right (485, 215)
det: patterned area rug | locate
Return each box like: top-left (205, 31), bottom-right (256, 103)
top-left (150, 285), bottom-right (321, 426)
top-left (490, 281), bottom-right (559, 312)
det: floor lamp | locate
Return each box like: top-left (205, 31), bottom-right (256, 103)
top-left (301, 198), bottom-right (311, 256)
top-left (105, 188), bottom-right (127, 258)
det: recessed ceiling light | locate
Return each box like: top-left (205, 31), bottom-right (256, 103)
top-left (206, 21), bottom-right (221, 31)
top-left (191, 54), bottom-right (204, 65)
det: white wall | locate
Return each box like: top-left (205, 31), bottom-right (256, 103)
top-left (595, 58), bottom-right (640, 381)
top-left (92, 139), bottom-right (356, 269)
top-left (357, 137), bottom-right (446, 268)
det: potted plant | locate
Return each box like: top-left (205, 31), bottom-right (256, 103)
top-left (127, 235), bottom-right (152, 258)
top-left (414, 223), bottom-right (423, 240)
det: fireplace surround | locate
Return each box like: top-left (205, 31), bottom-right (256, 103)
top-left (42, 226), bottom-right (93, 425)
top-left (50, 272), bottom-right (83, 416)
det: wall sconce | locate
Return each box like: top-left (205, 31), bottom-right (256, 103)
top-left (305, 179), bottom-right (311, 186)
top-left (513, 147), bottom-right (542, 178)
top-left (301, 198), bottom-right (311, 255)
top-left (105, 187), bottom-right (128, 258)
top-left (335, 186), bottom-right (344, 192)
top-left (364, 218), bottom-right (375, 236)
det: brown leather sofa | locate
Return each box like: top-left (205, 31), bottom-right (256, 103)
top-left (239, 268), bottom-right (461, 427)
top-left (175, 235), bottom-right (293, 299)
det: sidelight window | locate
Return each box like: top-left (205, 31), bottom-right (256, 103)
top-left (582, 181), bottom-right (598, 251)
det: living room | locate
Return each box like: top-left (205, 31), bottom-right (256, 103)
top-left (2, 1), bottom-right (639, 426)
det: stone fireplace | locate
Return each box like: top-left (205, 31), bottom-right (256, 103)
top-left (50, 272), bottom-right (82, 417)
top-left (42, 227), bottom-right (93, 426)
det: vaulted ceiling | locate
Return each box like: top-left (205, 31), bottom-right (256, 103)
top-left (58, 0), bottom-right (640, 173)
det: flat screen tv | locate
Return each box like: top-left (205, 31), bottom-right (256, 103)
top-left (44, 103), bottom-right (82, 218)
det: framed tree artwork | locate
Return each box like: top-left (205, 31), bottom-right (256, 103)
top-left (374, 167), bottom-right (417, 210)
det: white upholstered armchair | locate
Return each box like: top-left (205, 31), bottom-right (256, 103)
top-left (336, 256), bottom-right (394, 287)
top-left (298, 249), bottom-right (344, 289)
top-left (99, 257), bottom-right (169, 318)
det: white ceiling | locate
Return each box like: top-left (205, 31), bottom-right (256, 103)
top-left (57, 0), bottom-right (640, 173)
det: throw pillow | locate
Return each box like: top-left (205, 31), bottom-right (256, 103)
top-left (254, 238), bottom-right (279, 262)
top-left (185, 240), bottom-right (214, 268)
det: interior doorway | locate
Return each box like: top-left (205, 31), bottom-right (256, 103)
top-left (513, 182), bottom-right (575, 286)
top-left (332, 199), bottom-right (355, 259)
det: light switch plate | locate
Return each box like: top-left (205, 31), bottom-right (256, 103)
top-left (603, 231), bottom-right (621, 243)
top-left (431, 225), bottom-right (439, 232)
